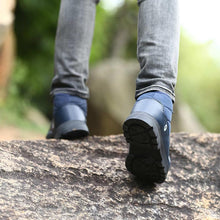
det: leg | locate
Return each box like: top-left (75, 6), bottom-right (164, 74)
top-left (47, 0), bottom-right (99, 139)
top-left (51, 0), bottom-right (98, 99)
top-left (123, 0), bottom-right (180, 183)
top-left (136, 0), bottom-right (180, 101)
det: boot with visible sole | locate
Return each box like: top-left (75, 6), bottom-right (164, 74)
top-left (46, 103), bottom-right (89, 140)
top-left (123, 98), bottom-right (171, 183)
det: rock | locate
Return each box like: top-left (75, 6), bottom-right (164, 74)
top-left (88, 58), bottom-right (138, 135)
top-left (88, 58), bottom-right (205, 135)
top-left (0, 133), bottom-right (219, 219)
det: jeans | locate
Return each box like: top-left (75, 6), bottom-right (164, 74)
top-left (51, 0), bottom-right (180, 102)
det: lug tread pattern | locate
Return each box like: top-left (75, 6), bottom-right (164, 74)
top-left (123, 121), bottom-right (166, 183)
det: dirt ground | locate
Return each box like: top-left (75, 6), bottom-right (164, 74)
top-left (0, 125), bottom-right (45, 140)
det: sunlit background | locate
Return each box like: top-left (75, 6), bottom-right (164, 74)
top-left (0, 0), bottom-right (219, 139)
top-left (102, 0), bottom-right (220, 45)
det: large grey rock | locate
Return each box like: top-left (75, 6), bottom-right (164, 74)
top-left (88, 58), bottom-right (137, 135)
top-left (0, 133), bottom-right (219, 219)
top-left (88, 58), bottom-right (205, 135)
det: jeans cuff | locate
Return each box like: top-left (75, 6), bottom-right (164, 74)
top-left (135, 86), bottom-right (175, 103)
top-left (50, 89), bottom-right (89, 100)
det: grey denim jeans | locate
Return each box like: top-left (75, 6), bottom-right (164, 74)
top-left (51, 0), bottom-right (180, 102)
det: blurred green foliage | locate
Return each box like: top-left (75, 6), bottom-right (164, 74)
top-left (178, 34), bottom-right (220, 132)
top-left (13, 1), bottom-right (115, 117)
top-left (14, 0), bottom-right (60, 116)
top-left (6, 0), bottom-right (220, 132)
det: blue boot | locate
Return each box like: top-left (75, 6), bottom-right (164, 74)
top-left (46, 94), bottom-right (89, 139)
top-left (123, 92), bottom-right (173, 183)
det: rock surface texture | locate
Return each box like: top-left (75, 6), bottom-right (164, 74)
top-left (0, 133), bottom-right (219, 219)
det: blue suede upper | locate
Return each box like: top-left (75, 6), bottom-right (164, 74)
top-left (53, 93), bottom-right (87, 117)
top-left (137, 91), bottom-right (173, 122)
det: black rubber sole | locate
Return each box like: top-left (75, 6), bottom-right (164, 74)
top-left (60, 129), bottom-right (89, 140)
top-left (47, 120), bottom-right (89, 140)
top-left (123, 115), bottom-right (167, 184)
